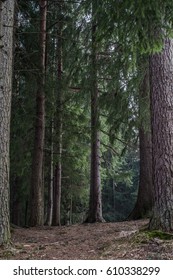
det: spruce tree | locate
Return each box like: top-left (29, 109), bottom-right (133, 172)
top-left (0, 0), bottom-right (15, 245)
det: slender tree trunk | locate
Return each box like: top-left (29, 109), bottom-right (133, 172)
top-left (0, 0), bottom-right (15, 245)
top-left (11, 176), bottom-right (21, 226)
top-left (85, 1), bottom-right (104, 223)
top-left (45, 34), bottom-right (56, 226)
top-left (52, 87), bottom-right (63, 226)
top-left (52, 162), bottom-right (62, 225)
top-left (52, 110), bottom-right (62, 226)
top-left (149, 38), bottom-right (173, 232)
top-left (112, 179), bottom-right (116, 219)
top-left (70, 195), bottom-right (73, 224)
top-left (52, 5), bottom-right (63, 226)
top-left (128, 57), bottom-right (153, 220)
top-left (29, 0), bottom-right (47, 226)
top-left (45, 119), bottom-right (54, 226)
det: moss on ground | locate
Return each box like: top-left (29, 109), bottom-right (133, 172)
top-left (133, 229), bottom-right (173, 244)
top-left (145, 230), bottom-right (173, 240)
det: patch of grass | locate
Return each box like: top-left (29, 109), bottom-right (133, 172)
top-left (133, 229), bottom-right (173, 244)
top-left (131, 232), bottom-right (149, 244)
top-left (145, 230), bottom-right (173, 240)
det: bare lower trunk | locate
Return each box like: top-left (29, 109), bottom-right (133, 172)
top-left (52, 163), bottom-right (62, 226)
top-left (29, 0), bottom-right (47, 226)
top-left (149, 38), bottom-right (173, 232)
top-left (86, 124), bottom-right (103, 222)
top-left (52, 6), bottom-right (63, 226)
top-left (129, 128), bottom-right (153, 219)
top-left (45, 120), bottom-right (54, 226)
top-left (0, 0), bottom-right (14, 245)
top-left (129, 57), bottom-right (153, 220)
top-left (52, 111), bottom-right (62, 226)
top-left (10, 176), bottom-right (21, 226)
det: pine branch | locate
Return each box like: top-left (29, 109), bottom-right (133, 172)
top-left (100, 142), bottom-right (120, 156)
top-left (100, 129), bottom-right (134, 148)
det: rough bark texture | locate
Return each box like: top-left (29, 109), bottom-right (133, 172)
top-left (0, 0), bottom-right (15, 245)
top-left (85, 1), bottom-right (104, 223)
top-left (128, 58), bottom-right (153, 220)
top-left (149, 38), bottom-right (173, 232)
top-left (29, 0), bottom-right (47, 226)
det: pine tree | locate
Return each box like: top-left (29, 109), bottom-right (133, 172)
top-left (149, 38), bottom-right (173, 232)
top-left (29, 0), bottom-right (47, 226)
top-left (52, 1), bottom-right (64, 226)
top-left (128, 56), bottom-right (153, 219)
top-left (0, 0), bottom-right (15, 245)
top-left (85, 0), bottom-right (104, 223)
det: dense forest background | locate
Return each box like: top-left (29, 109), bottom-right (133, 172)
top-left (10, 0), bottom-right (142, 226)
top-left (1, 0), bottom-right (173, 248)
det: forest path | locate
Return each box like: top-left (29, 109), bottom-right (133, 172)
top-left (1, 219), bottom-right (173, 259)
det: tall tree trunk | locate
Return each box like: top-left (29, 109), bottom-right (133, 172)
top-left (45, 34), bottom-right (56, 226)
top-left (29, 0), bottom-right (47, 226)
top-left (45, 119), bottom-right (54, 226)
top-left (149, 38), bottom-right (173, 232)
top-left (85, 1), bottom-right (104, 223)
top-left (52, 161), bottom-right (62, 226)
top-left (52, 4), bottom-right (63, 226)
top-left (128, 57), bottom-right (153, 220)
top-left (10, 176), bottom-right (21, 226)
top-left (0, 0), bottom-right (15, 245)
top-left (52, 106), bottom-right (62, 226)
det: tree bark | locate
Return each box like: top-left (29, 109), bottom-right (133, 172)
top-left (52, 162), bottom-right (62, 226)
top-left (52, 4), bottom-right (63, 226)
top-left (149, 38), bottom-right (173, 232)
top-left (29, 0), bottom-right (47, 226)
top-left (10, 176), bottom-right (21, 226)
top-left (128, 57), bottom-right (153, 220)
top-left (85, 1), bottom-right (104, 223)
top-left (0, 0), bottom-right (15, 245)
top-left (45, 119), bottom-right (54, 226)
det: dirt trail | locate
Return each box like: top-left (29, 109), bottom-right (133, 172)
top-left (0, 219), bottom-right (173, 259)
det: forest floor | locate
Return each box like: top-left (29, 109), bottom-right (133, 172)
top-left (1, 219), bottom-right (173, 260)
